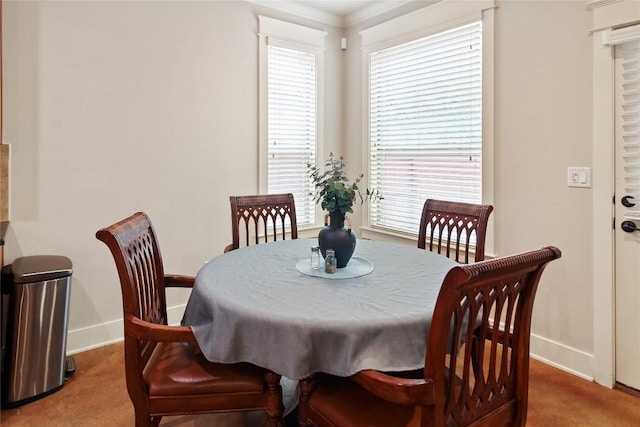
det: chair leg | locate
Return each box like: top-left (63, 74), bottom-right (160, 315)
top-left (284, 407), bottom-right (299, 427)
top-left (296, 375), bottom-right (317, 427)
top-left (264, 371), bottom-right (284, 427)
top-left (133, 410), bottom-right (159, 427)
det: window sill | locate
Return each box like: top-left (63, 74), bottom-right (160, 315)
top-left (358, 226), bottom-right (418, 247)
top-left (298, 225), bottom-right (323, 239)
top-left (300, 225), bottom-right (418, 247)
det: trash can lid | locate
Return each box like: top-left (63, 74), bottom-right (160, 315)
top-left (11, 255), bottom-right (73, 284)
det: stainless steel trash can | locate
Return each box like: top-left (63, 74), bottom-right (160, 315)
top-left (1, 255), bottom-right (73, 407)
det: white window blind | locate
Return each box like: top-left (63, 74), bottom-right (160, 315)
top-left (368, 21), bottom-right (483, 235)
top-left (267, 43), bottom-right (317, 227)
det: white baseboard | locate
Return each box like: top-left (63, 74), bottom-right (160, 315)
top-left (65, 304), bottom-right (188, 355)
top-left (66, 305), bottom-right (598, 386)
top-left (530, 332), bottom-right (594, 382)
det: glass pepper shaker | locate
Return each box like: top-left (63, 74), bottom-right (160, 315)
top-left (325, 249), bottom-right (337, 274)
top-left (311, 246), bottom-right (321, 270)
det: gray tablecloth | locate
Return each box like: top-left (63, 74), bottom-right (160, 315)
top-left (182, 239), bottom-right (457, 380)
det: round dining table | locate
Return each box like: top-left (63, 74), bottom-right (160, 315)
top-left (182, 238), bottom-right (457, 380)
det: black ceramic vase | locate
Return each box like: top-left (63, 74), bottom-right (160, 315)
top-left (318, 211), bottom-right (356, 268)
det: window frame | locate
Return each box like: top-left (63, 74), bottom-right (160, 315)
top-left (258, 16), bottom-right (326, 229)
top-left (359, 0), bottom-right (495, 253)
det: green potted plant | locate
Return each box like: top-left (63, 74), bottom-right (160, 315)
top-left (308, 153), bottom-right (381, 267)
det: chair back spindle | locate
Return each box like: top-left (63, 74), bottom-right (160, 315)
top-left (418, 199), bottom-right (493, 263)
top-left (226, 193), bottom-right (298, 252)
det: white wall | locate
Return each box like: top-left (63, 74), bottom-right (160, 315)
top-left (4, 0), bottom-right (598, 380)
top-left (3, 0), bottom-right (343, 352)
top-left (493, 0), bottom-right (594, 376)
top-left (344, 0), bottom-right (595, 378)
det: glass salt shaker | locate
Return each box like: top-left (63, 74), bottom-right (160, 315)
top-left (325, 249), bottom-right (337, 274)
top-left (311, 246), bottom-right (321, 270)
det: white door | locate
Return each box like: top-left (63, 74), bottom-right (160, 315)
top-left (614, 39), bottom-right (640, 391)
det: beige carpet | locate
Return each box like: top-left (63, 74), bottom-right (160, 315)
top-left (1, 342), bottom-right (639, 426)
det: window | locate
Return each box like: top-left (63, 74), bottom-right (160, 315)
top-left (369, 22), bottom-right (482, 234)
top-left (259, 16), bottom-right (326, 228)
top-left (267, 44), bottom-right (317, 227)
top-left (361, 1), bottom-right (494, 239)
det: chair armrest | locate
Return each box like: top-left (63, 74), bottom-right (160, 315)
top-left (164, 275), bottom-right (195, 288)
top-left (125, 314), bottom-right (197, 343)
top-left (351, 370), bottom-right (434, 406)
top-left (223, 244), bottom-right (235, 253)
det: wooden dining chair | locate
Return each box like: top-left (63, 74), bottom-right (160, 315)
top-left (224, 193), bottom-right (298, 253)
top-left (96, 212), bottom-right (283, 427)
top-left (297, 246), bottom-right (561, 427)
top-left (418, 199), bottom-right (494, 263)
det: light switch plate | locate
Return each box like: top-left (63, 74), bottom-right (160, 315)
top-left (567, 167), bottom-right (591, 188)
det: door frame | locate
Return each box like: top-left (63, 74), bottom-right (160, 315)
top-left (589, 0), bottom-right (640, 387)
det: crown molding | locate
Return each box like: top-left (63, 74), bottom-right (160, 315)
top-left (586, 0), bottom-right (624, 10)
top-left (345, 1), bottom-right (415, 27)
top-left (247, 0), bottom-right (417, 28)
top-left (247, 0), bottom-right (344, 27)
